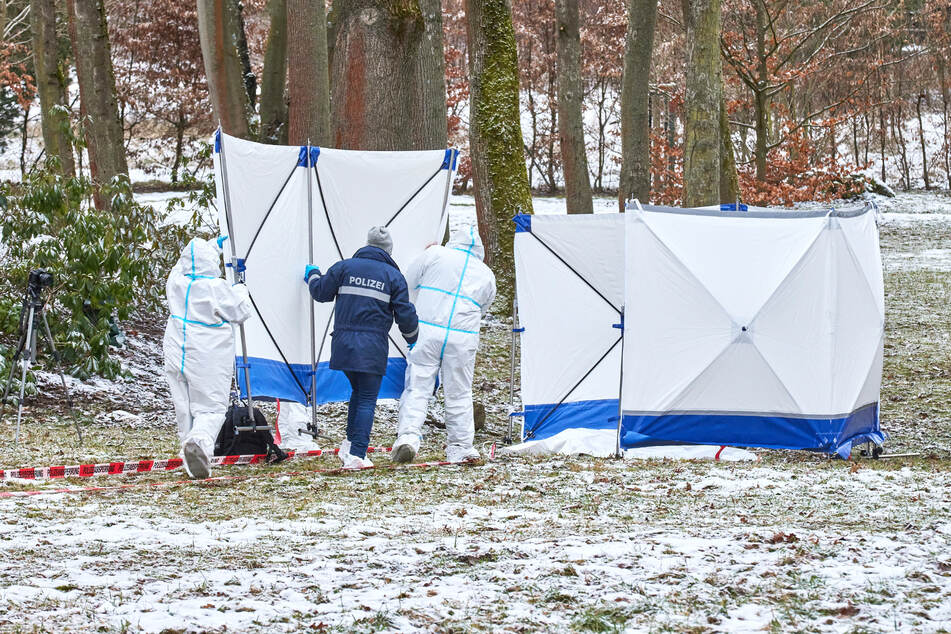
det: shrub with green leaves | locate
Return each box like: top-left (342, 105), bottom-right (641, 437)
top-left (0, 165), bottom-right (195, 379)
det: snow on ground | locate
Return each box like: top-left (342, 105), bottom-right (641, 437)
top-left (1, 459), bottom-right (949, 632)
top-left (2, 190), bottom-right (951, 632)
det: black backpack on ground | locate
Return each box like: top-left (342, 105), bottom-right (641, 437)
top-left (215, 404), bottom-right (288, 463)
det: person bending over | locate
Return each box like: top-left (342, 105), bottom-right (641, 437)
top-left (304, 227), bottom-right (419, 468)
top-left (393, 225), bottom-right (497, 464)
top-left (164, 237), bottom-right (252, 479)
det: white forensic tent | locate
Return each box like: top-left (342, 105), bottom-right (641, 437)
top-left (511, 202), bottom-right (885, 458)
top-left (212, 131), bottom-right (458, 405)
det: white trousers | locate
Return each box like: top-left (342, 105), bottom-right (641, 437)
top-left (166, 369), bottom-right (227, 458)
top-left (397, 326), bottom-right (478, 454)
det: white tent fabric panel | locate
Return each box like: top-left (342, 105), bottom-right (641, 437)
top-left (624, 214), bottom-right (737, 411)
top-left (214, 131), bottom-right (457, 404)
top-left (638, 209), bottom-right (828, 325)
top-left (513, 214), bottom-right (624, 441)
top-left (620, 205), bottom-right (884, 456)
top-left (513, 203), bottom-right (884, 457)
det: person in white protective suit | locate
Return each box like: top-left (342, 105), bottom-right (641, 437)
top-left (393, 225), bottom-right (497, 463)
top-left (277, 401), bottom-right (321, 453)
top-left (163, 237), bottom-right (252, 479)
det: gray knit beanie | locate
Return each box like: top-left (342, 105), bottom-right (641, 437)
top-left (367, 226), bottom-right (393, 255)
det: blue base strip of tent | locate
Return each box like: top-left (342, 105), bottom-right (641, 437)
top-left (236, 356), bottom-right (408, 405)
top-left (523, 398), bottom-right (884, 457)
top-left (523, 398), bottom-right (619, 441)
top-left (620, 402), bottom-right (882, 457)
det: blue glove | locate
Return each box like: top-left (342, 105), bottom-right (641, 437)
top-left (216, 235), bottom-right (229, 249)
top-left (304, 265), bottom-right (321, 281)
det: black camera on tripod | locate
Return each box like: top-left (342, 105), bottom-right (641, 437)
top-left (28, 269), bottom-right (53, 291)
top-left (27, 269), bottom-right (53, 304)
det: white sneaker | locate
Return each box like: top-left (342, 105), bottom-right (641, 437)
top-left (392, 434), bottom-right (420, 464)
top-left (341, 452), bottom-right (374, 469)
top-left (182, 438), bottom-right (210, 479)
top-left (337, 439), bottom-right (351, 465)
top-left (446, 445), bottom-right (480, 463)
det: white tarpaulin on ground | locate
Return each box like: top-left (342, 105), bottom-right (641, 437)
top-left (212, 131), bottom-right (457, 405)
top-left (512, 203), bottom-right (884, 458)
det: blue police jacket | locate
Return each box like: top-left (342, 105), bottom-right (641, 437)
top-left (308, 246), bottom-right (419, 375)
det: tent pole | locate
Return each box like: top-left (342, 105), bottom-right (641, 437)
top-left (436, 150), bottom-right (455, 243)
top-left (507, 295), bottom-right (519, 444)
top-left (614, 307), bottom-right (625, 459)
top-left (306, 140), bottom-right (319, 437)
top-left (218, 128), bottom-right (256, 427)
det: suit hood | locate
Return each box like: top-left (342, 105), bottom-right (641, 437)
top-left (446, 225), bottom-right (485, 261)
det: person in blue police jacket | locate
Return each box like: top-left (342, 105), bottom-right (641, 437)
top-left (304, 226), bottom-right (419, 468)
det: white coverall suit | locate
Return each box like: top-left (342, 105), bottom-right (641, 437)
top-left (395, 226), bottom-right (497, 462)
top-left (277, 401), bottom-right (321, 453)
top-left (163, 238), bottom-right (252, 465)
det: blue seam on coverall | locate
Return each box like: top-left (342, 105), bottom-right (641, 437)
top-left (180, 242), bottom-right (196, 374)
top-left (439, 226), bottom-right (476, 360)
top-left (419, 319), bottom-right (479, 335)
top-left (415, 285), bottom-right (481, 308)
top-left (170, 315), bottom-right (228, 328)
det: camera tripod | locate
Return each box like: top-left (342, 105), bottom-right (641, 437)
top-left (1, 284), bottom-right (82, 445)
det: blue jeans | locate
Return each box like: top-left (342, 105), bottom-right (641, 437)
top-left (344, 371), bottom-right (383, 459)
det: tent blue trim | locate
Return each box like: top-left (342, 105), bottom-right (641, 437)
top-left (620, 402), bottom-right (881, 456)
top-left (297, 146), bottom-right (308, 167)
top-left (720, 203), bottom-right (748, 211)
top-left (440, 149), bottom-right (459, 170)
top-left (311, 147), bottom-right (321, 164)
top-left (523, 398), bottom-right (618, 441)
top-left (214, 129), bottom-right (221, 153)
top-left (513, 214), bottom-right (532, 233)
top-left (237, 356), bottom-right (408, 405)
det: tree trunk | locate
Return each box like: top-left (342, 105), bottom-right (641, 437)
top-left (233, 0), bottom-right (257, 106)
top-left (618, 0), bottom-right (657, 210)
top-left (938, 54), bottom-right (951, 189)
top-left (172, 113), bottom-right (186, 184)
top-left (554, 0), bottom-right (592, 213)
top-left (19, 106), bottom-right (28, 178)
top-left (330, 0), bottom-right (447, 150)
top-left (466, 0), bottom-right (533, 305)
top-left (259, 0), bottom-right (289, 143)
top-left (916, 92), bottom-right (930, 190)
top-left (197, 0), bottom-right (253, 139)
top-left (286, 0), bottom-right (331, 145)
top-left (682, 0), bottom-right (721, 207)
top-left (719, 93), bottom-right (739, 204)
top-left (752, 0), bottom-right (768, 182)
top-left (30, 0), bottom-right (75, 177)
top-left (66, 0), bottom-right (129, 209)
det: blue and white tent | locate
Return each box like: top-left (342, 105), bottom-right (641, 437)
top-left (213, 131), bottom-right (458, 405)
top-left (511, 202), bottom-right (885, 458)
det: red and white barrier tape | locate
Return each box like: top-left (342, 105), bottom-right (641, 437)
top-left (0, 446), bottom-right (393, 482)
top-left (0, 457), bottom-right (475, 499)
